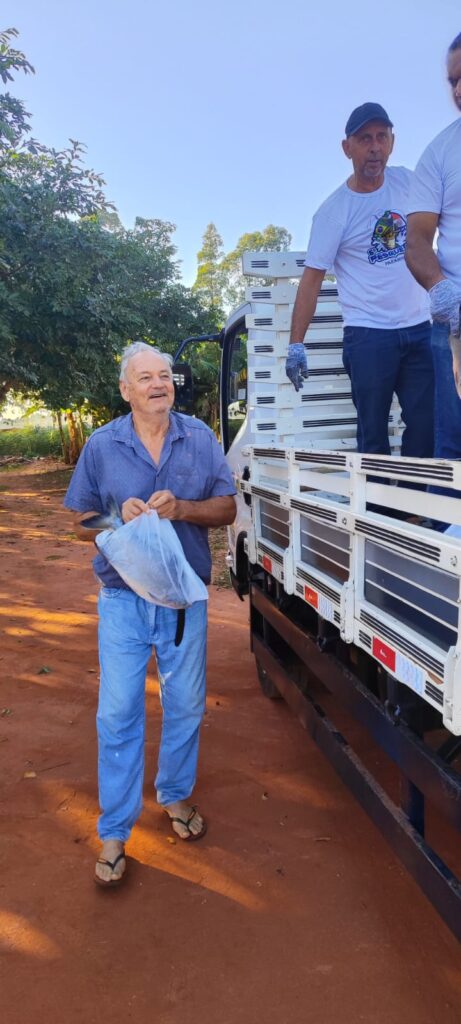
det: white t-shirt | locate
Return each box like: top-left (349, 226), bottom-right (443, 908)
top-left (407, 118), bottom-right (461, 292)
top-left (305, 166), bottom-right (430, 328)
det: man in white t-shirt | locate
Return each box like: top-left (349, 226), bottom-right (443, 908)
top-left (406, 33), bottom-right (461, 464)
top-left (286, 102), bottom-right (433, 458)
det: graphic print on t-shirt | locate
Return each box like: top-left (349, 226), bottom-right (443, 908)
top-left (367, 210), bottom-right (407, 265)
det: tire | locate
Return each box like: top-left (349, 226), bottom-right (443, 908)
top-left (255, 656), bottom-right (282, 700)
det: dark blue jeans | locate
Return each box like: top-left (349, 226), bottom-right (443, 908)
top-left (431, 321), bottom-right (461, 459)
top-left (342, 321), bottom-right (434, 456)
top-left (429, 322), bottom-right (461, 520)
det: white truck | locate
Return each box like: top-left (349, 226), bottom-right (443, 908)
top-left (175, 251), bottom-right (461, 940)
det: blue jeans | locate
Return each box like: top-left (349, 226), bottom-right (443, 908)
top-left (342, 321), bottom-right (434, 456)
top-left (431, 321), bottom-right (461, 459)
top-left (429, 322), bottom-right (461, 521)
top-left (96, 588), bottom-right (208, 842)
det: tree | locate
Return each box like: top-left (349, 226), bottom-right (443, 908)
top-left (0, 198), bottom-right (206, 411)
top-left (0, 29), bottom-right (211, 456)
top-left (192, 223), bottom-right (225, 325)
top-left (221, 224), bottom-right (292, 310)
top-left (0, 27), bottom-right (35, 164)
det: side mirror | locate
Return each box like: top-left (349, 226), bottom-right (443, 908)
top-left (173, 362), bottom-right (194, 414)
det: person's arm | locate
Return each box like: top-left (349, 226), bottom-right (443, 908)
top-left (289, 266), bottom-right (326, 343)
top-left (71, 497), bottom-right (151, 540)
top-left (405, 147), bottom-right (461, 334)
top-left (285, 267), bottom-right (326, 391)
top-left (405, 212), bottom-right (443, 290)
top-left (286, 203), bottom-right (342, 391)
top-left (406, 212), bottom-right (461, 334)
top-left (71, 510), bottom-right (106, 543)
top-left (147, 491), bottom-right (236, 526)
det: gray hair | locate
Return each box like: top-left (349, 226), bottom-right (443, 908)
top-left (119, 341), bottom-right (173, 383)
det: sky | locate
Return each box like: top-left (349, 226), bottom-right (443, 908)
top-left (3, 0), bottom-right (461, 285)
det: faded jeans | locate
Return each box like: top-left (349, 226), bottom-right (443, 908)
top-left (96, 587), bottom-right (207, 842)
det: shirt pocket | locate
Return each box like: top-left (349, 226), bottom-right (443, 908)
top-left (169, 468), bottom-right (203, 500)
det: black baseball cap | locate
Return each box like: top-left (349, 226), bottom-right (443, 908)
top-left (345, 102), bottom-right (393, 138)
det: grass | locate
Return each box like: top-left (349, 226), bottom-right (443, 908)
top-left (0, 426), bottom-right (64, 459)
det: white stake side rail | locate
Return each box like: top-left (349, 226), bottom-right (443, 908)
top-left (239, 445), bottom-right (461, 736)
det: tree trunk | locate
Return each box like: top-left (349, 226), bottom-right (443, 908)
top-left (210, 400), bottom-right (219, 436)
top-left (66, 410), bottom-right (82, 464)
top-left (57, 411), bottom-right (70, 464)
top-left (76, 408), bottom-right (85, 448)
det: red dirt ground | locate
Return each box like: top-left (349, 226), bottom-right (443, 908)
top-left (1, 460), bottom-right (461, 1024)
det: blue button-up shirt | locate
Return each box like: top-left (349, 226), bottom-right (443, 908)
top-left (64, 412), bottom-right (236, 588)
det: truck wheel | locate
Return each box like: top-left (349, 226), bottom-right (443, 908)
top-left (255, 656), bottom-right (281, 700)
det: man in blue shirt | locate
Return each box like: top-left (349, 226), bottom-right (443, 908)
top-left (64, 342), bottom-right (236, 886)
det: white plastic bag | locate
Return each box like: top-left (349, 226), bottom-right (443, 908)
top-left (95, 511), bottom-right (209, 608)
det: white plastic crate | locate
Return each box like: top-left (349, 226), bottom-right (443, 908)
top-left (243, 253), bottom-right (403, 455)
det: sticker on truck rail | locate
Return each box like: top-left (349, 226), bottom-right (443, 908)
top-left (372, 637), bottom-right (425, 695)
top-left (304, 585), bottom-right (334, 622)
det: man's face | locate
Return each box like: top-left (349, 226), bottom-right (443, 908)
top-left (342, 121), bottom-right (394, 183)
top-left (447, 48), bottom-right (461, 112)
top-left (120, 351), bottom-right (175, 417)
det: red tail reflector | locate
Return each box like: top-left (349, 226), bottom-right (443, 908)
top-left (304, 586), bottom-right (319, 609)
top-left (372, 637), bottom-right (396, 672)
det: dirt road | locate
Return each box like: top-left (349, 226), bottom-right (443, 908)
top-left (1, 462), bottom-right (460, 1024)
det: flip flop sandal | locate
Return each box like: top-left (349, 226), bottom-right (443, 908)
top-left (94, 849), bottom-right (127, 887)
top-left (165, 806), bottom-right (208, 842)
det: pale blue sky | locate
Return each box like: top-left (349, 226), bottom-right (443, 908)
top-left (3, 0), bottom-right (461, 284)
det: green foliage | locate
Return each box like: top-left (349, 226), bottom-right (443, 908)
top-left (0, 28), bottom-right (209, 429)
top-left (1, 28), bottom-right (294, 440)
top-left (192, 222), bottom-right (293, 317)
top-left (0, 425), bottom-right (64, 458)
top-left (185, 340), bottom-right (222, 430)
top-left (192, 223), bottom-right (225, 326)
top-left (0, 28), bottom-right (34, 85)
top-left (0, 28), bottom-right (35, 162)
top-left (220, 224), bottom-right (292, 310)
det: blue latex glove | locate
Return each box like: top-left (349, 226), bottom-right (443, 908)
top-left (429, 279), bottom-right (461, 335)
top-left (285, 342), bottom-right (309, 391)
